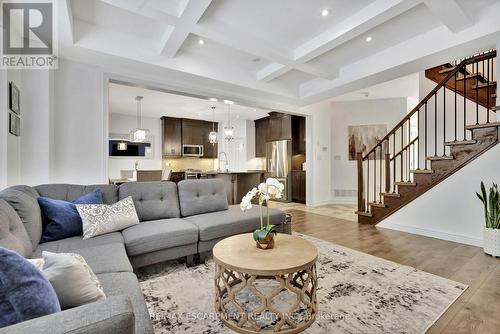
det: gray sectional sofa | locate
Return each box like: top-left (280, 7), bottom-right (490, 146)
top-left (0, 179), bottom-right (289, 334)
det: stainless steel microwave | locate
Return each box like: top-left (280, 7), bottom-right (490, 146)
top-left (183, 145), bottom-right (204, 157)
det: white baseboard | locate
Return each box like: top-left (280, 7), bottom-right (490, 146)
top-left (377, 222), bottom-right (483, 247)
top-left (307, 199), bottom-right (356, 207)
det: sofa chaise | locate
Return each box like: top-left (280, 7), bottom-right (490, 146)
top-left (0, 179), bottom-right (289, 334)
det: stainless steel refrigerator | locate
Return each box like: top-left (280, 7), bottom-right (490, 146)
top-left (266, 140), bottom-right (292, 202)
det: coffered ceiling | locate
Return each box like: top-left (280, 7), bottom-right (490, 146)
top-left (58, 0), bottom-right (500, 111)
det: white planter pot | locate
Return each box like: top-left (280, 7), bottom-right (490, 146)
top-left (483, 227), bottom-right (500, 257)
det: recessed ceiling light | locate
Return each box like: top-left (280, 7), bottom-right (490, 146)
top-left (223, 100), bottom-right (234, 105)
top-left (365, 36), bottom-right (372, 42)
top-left (209, 98), bottom-right (218, 102)
top-left (321, 9), bottom-right (329, 17)
top-left (253, 109), bottom-right (257, 112)
top-left (198, 39), bottom-right (205, 45)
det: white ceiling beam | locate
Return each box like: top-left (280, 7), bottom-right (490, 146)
top-left (294, 0), bottom-right (421, 63)
top-left (159, 0), bottom-right (212, 58)
top-left (257, 63), bottom-right (289, 81)
top-left (254, 0), bottom-right (421, 82)
top-left (423, 0), bottom-right (473, 33)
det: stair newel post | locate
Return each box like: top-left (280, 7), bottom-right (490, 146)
top-left (356, 152), bottom-right (364, 213)
top-left (385, 152), bottom-right (391, 194)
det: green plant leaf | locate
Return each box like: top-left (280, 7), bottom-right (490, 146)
top-left (263, 224), bottom-right (275, 233)
top-left (253, 229), bottom-right (268, 241)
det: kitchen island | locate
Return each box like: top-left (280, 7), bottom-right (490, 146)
top-left (168, 170), bottom-right (266, 205)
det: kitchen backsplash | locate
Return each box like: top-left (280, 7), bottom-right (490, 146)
top-left (163, 158), bottom-right (216, 171)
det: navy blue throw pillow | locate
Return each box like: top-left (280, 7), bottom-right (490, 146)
top-left (38, 189), bottom-right (103, 243)
top-left (0, 247), bottom-right (61, 328)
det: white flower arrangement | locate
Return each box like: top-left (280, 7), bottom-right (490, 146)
top-left (240, 178), bottom-right (285, 241)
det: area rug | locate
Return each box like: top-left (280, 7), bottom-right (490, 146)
top-left (138, 233), bottom-right (467, 333)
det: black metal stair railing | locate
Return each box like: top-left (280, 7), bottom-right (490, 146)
top-left (357, 49), bottom-right (497, 214)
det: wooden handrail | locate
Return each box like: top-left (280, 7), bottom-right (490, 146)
top-left (362, 49), bottom-right (497, 160)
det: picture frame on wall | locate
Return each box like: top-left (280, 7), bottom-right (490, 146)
top-left (9, 113), bottom-right (20, 136)
top-left (9, 81), bottom-right (20, 114)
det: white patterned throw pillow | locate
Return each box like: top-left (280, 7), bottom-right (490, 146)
top-left (42, 251), bottom-right (106, 309)
top-left (76, 196), bottom-right (140, 239)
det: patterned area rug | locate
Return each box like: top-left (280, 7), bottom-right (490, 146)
top-left (138, 234), bottom-right (467, 334)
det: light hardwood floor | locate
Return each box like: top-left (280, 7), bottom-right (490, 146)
top-left (271, 202), bottom-right (500, 334)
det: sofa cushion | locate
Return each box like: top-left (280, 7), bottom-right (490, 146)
top-left (0, 186), bottom-right (42, 251)
top-left (35, 184), bottom-right (118, 205)
top-left (38, 189), bottom-right (103, 243)
top-left (184, 205), bottom-right (286, 241)
top-left (98, 272), bottom-right (154, 334)
top-left (34, 241), bottom-right (132, 275)
top-left (119, 181), bottom-right (180, 221)
top-left (177, 179), bottom-right (228, 217)
top-left (0, 199), bottom-right (32, 258)
top-left (0, 247), bottom-right (60, 328)
top-left (33, 232), bottom-right (124, 256)
top-left (122, 218), bottom-right (198, 256)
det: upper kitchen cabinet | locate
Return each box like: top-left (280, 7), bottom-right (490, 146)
top-left (267, 112), bottom-right (292, 141)
top-left (292, 115), bottom-right (306, 155)
top-left (161, 117), bottom-right (182, 157)
top-left (182, 118), bottom-right (205, 146)
top-left (202, 122), bottom-right (218, 159)
top-left (254, 116), bottom-right (268, 157)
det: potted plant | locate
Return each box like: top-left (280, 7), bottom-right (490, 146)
top-left (477, 181), bottom-right (500, 257)
top-left (240, 178), bottom-right (285, 249)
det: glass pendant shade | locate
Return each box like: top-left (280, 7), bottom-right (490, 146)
top-left (129, 96), bottom-right (151, 143)
top-left (209, 106), bottom-right (218, 145)
top-left (117, 141), bottom-right (128, 151)
top-left (209, 131), bottom-right (218, 145)
top-left (224, 103), bottom-right (234, 141)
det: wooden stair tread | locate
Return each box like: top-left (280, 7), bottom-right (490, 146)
top-left (466, 122), bottom-right (500, 130)
top-left (426, 155), bottom-right (454, 161)
top-left (472, 81), bottom-right (497, 89)
top-left (445, 140), bottom-right (477, 146)
top-left (369, 202), bottom-right (387, 208)
top-left (410, 169), bottom-right (434, 174)
top-left (456, 72), bottom-right (482, 81)
top-left (380, 192), bottom-right (401, 198)
top-left (438, 66), bottom-right (457, 74)
top-left (493, 93), bottom-right (497, 98)
top-left (394, 182), bottom-right (417, 186)
top-left (355, 211), bottom-right (373, 217)
top-left (492, 106), bottom-right (500, 111)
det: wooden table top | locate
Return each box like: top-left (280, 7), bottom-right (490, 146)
top-left (213, 233), bottom-right (318, 275)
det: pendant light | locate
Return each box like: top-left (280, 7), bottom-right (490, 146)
top-left (208, 106), bottom-right (218, 145)
top-left (130, 96), bottom-right (151, 143)
top-left (223, 100), bottom-right (234, 141)
top-left (117, 141), bottom-right (128, 151)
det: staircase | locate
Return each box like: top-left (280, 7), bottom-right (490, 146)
top-left (356, 50), bottom-right (499, 224)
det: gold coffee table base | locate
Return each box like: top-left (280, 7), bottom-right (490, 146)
top-left (213, 234), bottom-right (319, 334)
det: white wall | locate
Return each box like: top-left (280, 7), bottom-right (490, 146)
top-left (108, 113), bottom-right (162, 179)
top-left (52, 59), bottom-right (107, 184)
top-left (300, 100), bottom-right (332, 207)
top-left (0, 68), bottom-right (7, 189)
top-left (302, 98), bottom-right (408, 206)
top-left (330, 98), bottom-right (408, 203)
top-left (217, 117), bottom-right (252, 172)
top-left (378, 143), bottom-right (500, 247)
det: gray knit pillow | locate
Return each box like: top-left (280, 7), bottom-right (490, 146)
top-left (76, 196), bottom-right (139, 239)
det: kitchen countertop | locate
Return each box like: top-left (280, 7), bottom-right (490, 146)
top-left (174, 170), bottom-right (266, 174)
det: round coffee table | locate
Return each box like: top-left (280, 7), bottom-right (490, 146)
top-left (213, 233), bottom-right (318, 334)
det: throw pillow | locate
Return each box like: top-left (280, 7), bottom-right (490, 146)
top-left (76, 196), bottom-right (140, 239)
top-left (42, 251), bottom-right (106, 309)
top-left (0, 247), bottom-right (60, 328)
top-left (27, 258), bottom-right (45, 270)
top-left (38, 189), bottom-right (103, 243)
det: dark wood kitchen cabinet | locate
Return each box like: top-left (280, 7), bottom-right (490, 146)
top-left (291, 170), bottom-right (306, 203)
top-left (267, 112), bottom-right (292, 141)
top-left (161, 117), bottom-right (182, 157)
top-left (292, 115), bottom-right (306, 155)
top-left (181, 119), bottom-right (205, 146)
top-left (254, 116), bottom-right (268, 157)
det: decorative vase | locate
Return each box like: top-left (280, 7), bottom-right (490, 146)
top-left (483, 227), bottom-right (500, 257)
top-left (256, 232), bottom-right (275, 250)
